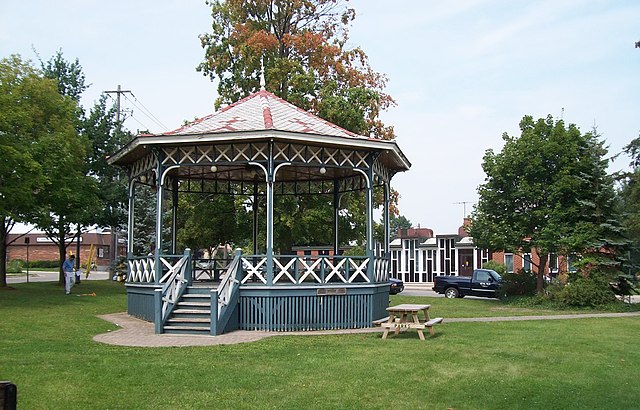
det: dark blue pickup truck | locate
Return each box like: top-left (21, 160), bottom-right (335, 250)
top-left (432, 269), bottom-right (501, 298)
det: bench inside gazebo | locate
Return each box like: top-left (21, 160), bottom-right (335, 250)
top-left (108, 88), bottom-right (411, 335)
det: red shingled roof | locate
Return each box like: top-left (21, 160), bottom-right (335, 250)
top-left (163, 90), bottom-right (367, 140)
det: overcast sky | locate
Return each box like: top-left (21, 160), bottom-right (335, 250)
top-left (2, 0), bottom-right (639, 234)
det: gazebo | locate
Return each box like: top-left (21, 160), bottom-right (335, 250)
top-left (108, 88), bottom-right (411, 335)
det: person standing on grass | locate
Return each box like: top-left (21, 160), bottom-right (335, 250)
top-left (62, 254), bottom-right (76, 295)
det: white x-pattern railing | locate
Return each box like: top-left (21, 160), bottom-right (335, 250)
top-left (239, 255), bottom-right (375, 285)
top-left (159, 253), bottom-right (191, 321)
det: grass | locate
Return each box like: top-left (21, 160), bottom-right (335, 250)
top-left (1, 281), bottom-right (639, 409)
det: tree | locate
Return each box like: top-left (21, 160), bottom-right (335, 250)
top-left (0, 55), bottom-right (83, 287)
top-left (620, 132), bottom-right (640, 269)
top-left (198, 0), bottom-right (395, 139)
top-left (177, 191), bottom-right (239, 255)
top-left (84, 95), bottom-right (128, 230)
top-left (34, 52), bottom-right (101, 283)
top-left (469, 115), bottom-right (621, 293)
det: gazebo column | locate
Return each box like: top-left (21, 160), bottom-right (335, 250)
top-left (266, 172), bottom-right (274, 286)
top-left (127, 178), bottom-right (136, 258)
top-left (384, 181), bottom-right (390, 255)
top-left (383, 181), bottom-right (391, 281)
top-left (333, 179), bottom-right (340, 256)
top-left (154, 159), bottom-right (165, 285)
top-left (171, 177), bottom-right (179, 254)
top-left (366, 166), bottom-right (374, 281)
top-left (252, 181), bottom-right (259, 255)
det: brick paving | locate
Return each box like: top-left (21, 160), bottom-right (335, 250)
top-left (93, 311), bottom-right (640, 347)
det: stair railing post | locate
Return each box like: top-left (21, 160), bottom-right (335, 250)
top-left (154, 288), bottom-right (163, 334)
top-left (184, 248), bottom-right (192, 286)
top-left (210, 289), bottom-right (218, 336)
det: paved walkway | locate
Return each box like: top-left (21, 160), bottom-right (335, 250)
top-left (93, 311), bottom-right (640, 347)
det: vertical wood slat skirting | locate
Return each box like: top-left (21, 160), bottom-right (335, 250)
top-left (239, 293), bottom-right (375, 331)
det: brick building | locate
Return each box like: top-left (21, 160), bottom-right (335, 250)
top-left (389, 219), bottom-right (574, 284)
top-left (6, 231), bottom-right (126, 268)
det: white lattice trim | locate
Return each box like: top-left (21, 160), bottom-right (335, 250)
top-left (128, 257), bottom-right (155, 283)
top-left (298, 258), bottom-right (322, 283)
top-left (241, 257), bottom-right (267, 284)
top-left (324, 258), bottom-right (347, 283)
top-left (348, 258), bottom-right (370, 283)
top-left (273, 258), bottom-right (297, 284)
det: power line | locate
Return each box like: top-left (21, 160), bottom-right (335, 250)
top-left (127, 93), bottom-right (169, 131)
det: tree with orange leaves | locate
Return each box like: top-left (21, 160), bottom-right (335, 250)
top-left (198, 0), bottom-right (395, 140)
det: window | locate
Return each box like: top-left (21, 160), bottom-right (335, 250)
top-left (549, 253), bottom-right (559, 274)
top-left (523, 254), bottom-right (532, 272)
top-left (476, 270), bottom-right (490, 282)
top-left (504, 254), bottom-right (514, 273)
top-left (568, 254), bottom-right (578, 273)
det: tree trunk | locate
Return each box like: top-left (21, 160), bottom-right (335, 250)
top-left (57, 221), bottom-right (68, 285)
top-left (537, 253), bottom-right (548, 294)
top-left (0, 218), bottom-right (8, 288)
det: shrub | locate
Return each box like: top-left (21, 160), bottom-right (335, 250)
top-left (6, 259), bottom-right (23, 273)
top-left (483, 260), bottom-right (506, 276)
top-left (498, 269), bottom-right (537, 298)
top-left (26, 260), bottom-right (62, 269)
top-left (553, 275), bottom-right (617, 307)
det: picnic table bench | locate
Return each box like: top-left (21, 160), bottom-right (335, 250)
top-left (373, 304), bottom-right (443, 340)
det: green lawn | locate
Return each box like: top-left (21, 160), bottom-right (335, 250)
top-left (1, 281), bottom-right (639, 409)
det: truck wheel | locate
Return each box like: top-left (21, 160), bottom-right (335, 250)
top-left (444, 287), bottom-right (459, 299)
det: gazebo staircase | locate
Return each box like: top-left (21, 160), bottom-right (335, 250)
top-left (163, 286), bottom-right (213, 335)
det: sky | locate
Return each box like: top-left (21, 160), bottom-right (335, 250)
top-left (2, 0), bottom-right (639, 234)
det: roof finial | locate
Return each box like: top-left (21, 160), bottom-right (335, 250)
top-left (259, 56), bottom-right (266, 91)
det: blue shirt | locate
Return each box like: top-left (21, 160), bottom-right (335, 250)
top-left (63, 258), bottom-right (75, 273)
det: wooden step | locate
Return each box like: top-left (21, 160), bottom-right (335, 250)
top-left (177, 301), bottom-right (210, 308)
top-left (167, 317), bottom-right (210, 324)
top-left (172, 308), bottom-right (211, 315)
top-left (163, 325), bottom-right (210, 333)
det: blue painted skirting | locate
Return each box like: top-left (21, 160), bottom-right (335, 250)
top-left (239, 284), bottom-right (389, 331)
top-left (125, 284), bottom-right (160, 321)
top-left (126, 282), bottom-right (390, 333)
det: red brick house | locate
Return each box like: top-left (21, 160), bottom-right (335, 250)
top-left (6, 231), bottom-right (126, 268)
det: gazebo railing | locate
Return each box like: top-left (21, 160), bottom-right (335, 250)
top-left (128, 255), bottom-right (156, 283)
top-left (154, 249), bottom-right (192, 333)
top-left (240, 254), bottom-right (389, 285)
top-left (128, 252), bottom-right (390, 286)
top-left (193, 257), bottom-right (233, 281)
top-left (211, 250), bottom-right (243, 335)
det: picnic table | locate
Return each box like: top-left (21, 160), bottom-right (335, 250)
top-left (377, 304), bottom-right (443, 340)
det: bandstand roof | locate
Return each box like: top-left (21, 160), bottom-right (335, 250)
top-left (109, 90), bottom-right (411, 174)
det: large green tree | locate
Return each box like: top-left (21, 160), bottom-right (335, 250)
top-left (198, 0), bottom-right (394, 139)
top-left (0, 55), bottom-right (79, 287)
top-left (34, 52), bottom-right (102, 282)
top-left (620, 132), bottom-right (640, 269)
top-left (469, 115), bottom-right (621, 293)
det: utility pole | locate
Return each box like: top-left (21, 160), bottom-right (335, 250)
top-left (104, 85), bottom-right (133, 264)
top-left (104, 85), bottom-right (133, 136)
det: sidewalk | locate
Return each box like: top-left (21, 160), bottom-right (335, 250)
top-left (7, 270), bottom-right (110, 284)
top-left (93, 311), bottom-right (640, 348)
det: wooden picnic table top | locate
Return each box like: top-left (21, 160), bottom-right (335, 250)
top-left (386, 304), bottom-right (431, 312)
